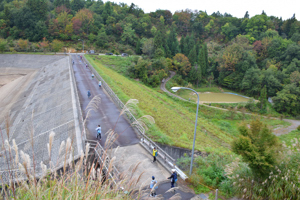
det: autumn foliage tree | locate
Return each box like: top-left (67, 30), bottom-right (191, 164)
top-left (18, 39), bottom-right (29, 51)
top-left (39, 37), bottom-right (49, 53)
top-left (172, 53), bottom-right (191, 76)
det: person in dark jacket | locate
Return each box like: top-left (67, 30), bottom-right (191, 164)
top-left (167, 169), bottom-right (178, 188)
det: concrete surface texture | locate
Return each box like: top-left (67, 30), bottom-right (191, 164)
top-left (0, 55), bottom-right (81, 174)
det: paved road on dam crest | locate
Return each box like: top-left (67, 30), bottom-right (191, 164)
top-left (72, 54), bottom-right (140, 148)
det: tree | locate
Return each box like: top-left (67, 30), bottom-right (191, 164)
top-left (259, 85), bottom-right (267, 111)
top-left (273, 83), bottom-right (300, 116)
top-left (121, 24), bottom-right (136, 46)
top-left (38, 37), bottom-right (49, 53)
top-left (198, 44), bottom-right (208, 77)
top-left (188, 45), bottom-right (197, 66)
top-left (241, 68), bottom-right (262, 95)
top-left (135, 39), bottom-right (141, 54)
top-left (173, 53), bottom-right (191, 76)
top-left (142, 38), bottom-right (154, 58)
top-left (96, 28), bottom-right (108, 48)
top-left (0, 39), bottom-right (7, 53)
top-left (18, 39), bottom-right (29, 51)
top-left (232, 119), bottom-right (280, 178)
top-left (290, 71), bottom-right (300, 85)
top-left (51, 40), bottom-right (64, 54)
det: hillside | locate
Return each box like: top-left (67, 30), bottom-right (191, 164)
top-left (85, 55), bottom-right (289, 153)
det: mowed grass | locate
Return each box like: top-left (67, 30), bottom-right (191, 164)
top-left (86, 55), bottom-right (236, 152)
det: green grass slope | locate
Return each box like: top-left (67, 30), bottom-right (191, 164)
top-left (85, 55), bottom-right (289, 153)
top-left (86, 55), bottom-right (236, 152)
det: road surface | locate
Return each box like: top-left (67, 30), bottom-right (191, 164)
top-left (72, 54), bottom-right (140, 148)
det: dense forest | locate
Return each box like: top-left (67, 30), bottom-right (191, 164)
top-left (0, 0), bottom-right (300, 116)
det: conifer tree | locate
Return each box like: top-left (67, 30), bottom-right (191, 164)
top-left (259, 85), bottom-right (268, 110)
top-left (167, 28), bottom-right (179, 57)
top-left (135, 39), bottom-right (141, 54)
top-left (179, 36), bottom-right (185, 53)
top-left (188, 45), bottom-right (197, 66)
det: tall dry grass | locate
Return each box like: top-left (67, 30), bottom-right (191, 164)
top-left (0, 97), bottom-right (179, 199)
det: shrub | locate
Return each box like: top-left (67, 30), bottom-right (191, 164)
top-left (232, 119), bottom-right (280, 177)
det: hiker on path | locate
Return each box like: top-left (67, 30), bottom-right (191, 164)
top-left (87, 90), bottom-right (91, 98)
top-left (91, 73), bottom-right (94, 79)
top-left (152, 147), bottom-right (158, 162)
top-left (167, 169), bottom-right (178, 189)
top-left (96, 125), bottom-right (101, 140)
top-left (149, 176), bottom-right (158, 197)
top-left (99, 81), bottom-right (102, 88)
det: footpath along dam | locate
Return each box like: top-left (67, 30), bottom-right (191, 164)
top-left (0, 54), bottom-right (196, 200)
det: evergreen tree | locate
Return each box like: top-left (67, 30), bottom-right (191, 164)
top-left (183, 35), bottom-right (190, 55)
top-left (259, 85), bottom-right (268, 111)
top-left (188, 45), bottom-right (197, 66)
top-left (244, 11), bottom-right (249, 19)
top-left (179, 36), bottom-right (185, 53)
top-left (198, 47), bottom-right (206, 76)
top-left (135, 39), bottom-right (141, 55)
top-left (167, 28), bottom-right (179, 57)
top-left (71, 0), bottom-right (84, 12)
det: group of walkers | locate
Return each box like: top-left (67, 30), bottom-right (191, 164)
top-left (77, 55), bottom-right (179, 197)
top-left (149, 147), bottom-right (178, 197)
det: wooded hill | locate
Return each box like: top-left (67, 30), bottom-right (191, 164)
top-left (0, 0), bottom-right (300, 115)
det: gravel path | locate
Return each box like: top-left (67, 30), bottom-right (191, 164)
top-left (161, 72), bottom-right (300, 136)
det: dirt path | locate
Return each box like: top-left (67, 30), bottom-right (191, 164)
top-left (161, 72), bottom-right (300, 136)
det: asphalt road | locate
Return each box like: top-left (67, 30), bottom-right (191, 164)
top-left (71, 55), bottom-right (140, 148)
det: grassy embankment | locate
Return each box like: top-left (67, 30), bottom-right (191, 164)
top-left (85, 55), bottom-right (289, 153)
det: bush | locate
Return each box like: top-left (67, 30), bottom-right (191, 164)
top-left (297, 125), bottom-right (300, 131)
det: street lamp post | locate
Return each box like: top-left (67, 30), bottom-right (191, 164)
top-left (171, 87), bottom-right (199, 175)
top-left (78, 39), bottom-right (84, 52)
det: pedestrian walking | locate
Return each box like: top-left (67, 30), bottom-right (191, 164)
top-left (87, 90), bottom-right (91, 98)
top-left (86, 63), bottom-right (88, 68)
top-left (72, 60), bottom-right (74, 65)
top-left (149, 176), bottom-right (158, 197)
top-left (152, 147), bottom-right (158, 162)
top-left (96, 125), bottom-right (101, 140)
top-left (167, 169), bottom-right (178, 189)
top-left (98, 81), bottom-right (102, 88)
top-left (91, 73), bottom-right (94, 79)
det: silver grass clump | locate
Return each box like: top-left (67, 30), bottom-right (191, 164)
top-left (40, 161), bottom-right (47, 176)
top-left (120, 99), bottom-right (139, 116)
top-left (47, 131), bottom-right (55, 158)
top-left (20, 150), bottom-right (31, 169)
top-left (66, 137), bottom-right (71, 152)
top-left (59, 141), bottom-right (65, 156)
top-left (132, 115), bottom-right (155, 131)
top-left (85, 95), bottom-right (101, 113)
top-left (12, 139), bottom-right (19, 165)
top-left (84, 143), bottom-right (90, 165)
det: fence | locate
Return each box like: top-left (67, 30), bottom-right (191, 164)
top-left (82, 55), bottom-right (188, 180)
top-left (84, 139), bottom-right (120, 185)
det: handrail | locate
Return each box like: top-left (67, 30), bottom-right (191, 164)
top-left (82, 55), bottom-right (188, 180)
top-left (84, 140), bottom-right (119, 185)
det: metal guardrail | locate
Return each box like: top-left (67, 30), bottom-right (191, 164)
top-left (84, 139), bottom-right (120, 185)
top-left (82, 55), bottom-right (188, 180)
